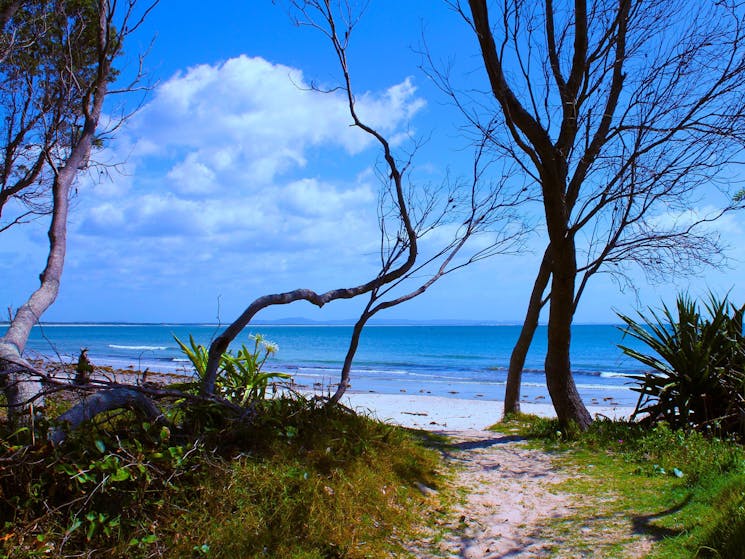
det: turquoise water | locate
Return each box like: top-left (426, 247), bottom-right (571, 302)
top-left (22, 323), bottom-right (649, 406)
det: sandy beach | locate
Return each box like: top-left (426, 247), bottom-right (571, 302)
top-left (341, 392), bottom-right (635, 431)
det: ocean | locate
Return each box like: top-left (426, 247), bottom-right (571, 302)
top-left (22, 323), bottom-right (650, 408)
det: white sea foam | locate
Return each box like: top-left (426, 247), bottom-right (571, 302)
top-left (599, 371), bottom-right (638, 379)
top-left (109, 344), bottom-right (168, 351)
top-left (575, 383), bottom-right (632, 391)
top-left (362, 370), bottom-right (475, 381)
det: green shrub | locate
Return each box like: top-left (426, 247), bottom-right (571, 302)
top-left (1, 395), bottom-right (440, 558)
top-left (631, 422), bottom-right (745, 485)
top-left (516, 415), bottom-right (745, 485)
top-left (618, 293), bottom-right (745, 435)
top-left (0, 415), bottom-right (203, 558)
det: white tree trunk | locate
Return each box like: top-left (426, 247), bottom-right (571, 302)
top-left (0, 165), bottom-right (77, 416)
top-left (0, 0), bottom-right (111, 417)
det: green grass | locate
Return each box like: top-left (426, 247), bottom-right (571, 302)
top-left (498, 414), bottom-right (745, 558)
top-left (1, 395), bottom-right (444, 558)
top-left (13, 393), bottom-right (745, 558)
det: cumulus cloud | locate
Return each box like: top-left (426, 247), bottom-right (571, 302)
top-left (72, 55), bottom-right (425, 296)
top-left (355, 78), bottom-right (426, 134)
top-left (167, 154), bottom-right (218, 196)
top-left (125, 55), bottom-right (425, 186)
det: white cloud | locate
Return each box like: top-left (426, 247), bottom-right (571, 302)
top-left (355, 78), bottom-right (426, 133)
top-left (69, 55), bottom-right (425, 303)
top-left (84, 203), bottom-right (127, 231)
top-left (650, 204), bottom-right (743, 235)
top-left (126, 55), bottom-right (425, 186)
top-left (166, 154), bottom-right (218, 196)
top-left (280, 178), bottom-right (375, 218)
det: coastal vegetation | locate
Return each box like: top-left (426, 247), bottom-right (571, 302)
top-left (619, 293), bottom-right (745, 436)
top-left (0, 392), bottom-right (443, 558)
top-left (496, 291), bottom-right (745, 556)
top-left (503, 415), bottom-right (745, 558)
top-left (5, 375), bottom-right (745, 557)
top-left (3, 285), bottom-right (745, 556)
top-left (173, 333), bottom-right (290, 405)
top-left (199, 0), bottom-right (527, 412)
top-left (3, 0), bottom-right (745, 438)
top-left (0, 0), bottom-right (157, 418)
top-left (457, 0), bottom-right (745, 428)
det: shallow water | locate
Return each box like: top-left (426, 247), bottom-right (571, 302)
top-left (23, 323), bottom-right (650, 407)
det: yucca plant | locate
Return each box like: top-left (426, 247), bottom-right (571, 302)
top-left (173, 333), bottom-right (290, 407)
top-left (174, 334), bottom-right (210, 380)
top-left (170, 334), bottom-right (211, 395)
top-left (219, 334), bottom-right (290, 405)
top-left (618, 293), bottom-right (745, 435)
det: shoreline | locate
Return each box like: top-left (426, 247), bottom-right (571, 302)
top-left (341, 392), bottom-right (635, 431)
top-left (47, 365), bottom-right (637, 431)
top-left (25, 322), bottom-right (645, 408)
top-left (341, 393), bottom-right (634, 431)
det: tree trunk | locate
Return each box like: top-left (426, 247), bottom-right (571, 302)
top-left (0, 342), bottom-right (45, 417)
top-left (0, 165), bottom-right (77, 416)
top-left (327, 312), bottom-right (368, 405)
top-left (503, 245), bottom-right (551, 416)
top-left (0, 2), bottom-right (111, 416)
top-left (544, 238), bottom-right (592, 430)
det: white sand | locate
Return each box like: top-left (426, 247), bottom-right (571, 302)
top-left (341, 392), bottom-right (634, 431)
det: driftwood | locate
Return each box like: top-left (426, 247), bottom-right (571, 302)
top-left (48, 388), bottom-right (163, 445)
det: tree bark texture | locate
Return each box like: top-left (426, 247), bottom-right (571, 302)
top-left (544, 237), bottom-right (592, 429)
top-left (0, 163), bottom-right (77, 415)
top-left (468, 0), bottom-right (593, 427)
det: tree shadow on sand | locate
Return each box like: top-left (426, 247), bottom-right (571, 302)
top-left (447, 434), bottom-right (526, 451)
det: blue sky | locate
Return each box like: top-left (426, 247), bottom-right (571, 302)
top-left (1, 1), bottom-right (743, 324)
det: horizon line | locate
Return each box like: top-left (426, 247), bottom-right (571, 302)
top-left (7, 319), bottom-right (626, 327)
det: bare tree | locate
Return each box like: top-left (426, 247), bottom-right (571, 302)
top-left (202, 0), bottom-right (527, 403)
top-left (2, 0), bottom-right (521, 438)
top-left (442, 0), bottom-right (745, 428)
top-left (0, 0), bottom-right (157, 419)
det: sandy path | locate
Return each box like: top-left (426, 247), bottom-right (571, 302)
top-left (413, 429), bottom-right (652, 559)
top-left (339, 393), bottom-right (644, 557)
top-left (420, 429), bottom-right (570, 558)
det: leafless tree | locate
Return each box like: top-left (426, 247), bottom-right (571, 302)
top-left (0, 0), bottom-right (157, 419)
top-left (201, 0), bottom-right (528, 403)
top-left (2, 0), bottom-right (523, 437)
top-left (443, 0), bottom-right (745, 428)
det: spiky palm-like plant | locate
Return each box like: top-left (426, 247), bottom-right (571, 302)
top-left (173, 334), bottom-right (289, 407)
top-left (618, 293), bottom-right (745, 434)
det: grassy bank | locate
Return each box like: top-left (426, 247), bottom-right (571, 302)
top-left (6, 389), bottom-right (745, 558)
top-left (1, 396), bottom-right (443, 558)
top-left (501, 415), bottom-right (745, 558)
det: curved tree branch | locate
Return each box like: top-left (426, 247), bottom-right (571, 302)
top-left (48, 388), bottom-right (163, 445)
